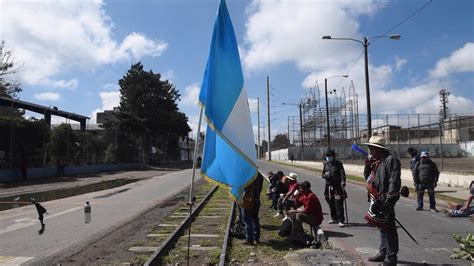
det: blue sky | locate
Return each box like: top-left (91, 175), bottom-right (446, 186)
top-left (1, 0), bottom-right (473, 141)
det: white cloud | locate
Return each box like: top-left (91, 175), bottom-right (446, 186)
top-left (89, 90), bottom-right (121, 123)
top-left (395, 56), bottom-right (407, 71)
top-left (119, 32), bottom-right (168, 60)
top-left (34, 92), bottom-right (61, 101)
top-left (1, 0), bottom-right (168, 87)
top-left (429, 42), bottom-right (474, 79)
top-left (243, 0), bottom-right (385, 73)
top-left (181, 84), bottom-right (200, 106)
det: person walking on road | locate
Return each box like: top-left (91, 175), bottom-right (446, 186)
top-left (322, 149), bottom-right (346, 227)
top-left (413, 151), bottom-right (440, 212)
top-left (364, 136), bottom-right (401, 266)
top-left (30, 198), bottom-right (47, 228)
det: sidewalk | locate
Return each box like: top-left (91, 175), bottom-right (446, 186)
top-left (281, 160), bottom-right (472, 204)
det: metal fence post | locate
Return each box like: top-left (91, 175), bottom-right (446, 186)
top-left (439, 122), bottom-right (444, 171)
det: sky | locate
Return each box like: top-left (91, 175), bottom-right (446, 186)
top-left (1, 0), bottom-right (473, 143)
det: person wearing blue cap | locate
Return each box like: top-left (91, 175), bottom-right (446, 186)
top-left (413, 151), bottom-right (440, 212)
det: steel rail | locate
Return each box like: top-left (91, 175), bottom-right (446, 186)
top-left (145, 185), bottom-right (218, 266)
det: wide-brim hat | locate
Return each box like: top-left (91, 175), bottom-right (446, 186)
top-left (287, 172), bottom-right (298, 181)
top-left (364, 135), bottom-right (388, 150)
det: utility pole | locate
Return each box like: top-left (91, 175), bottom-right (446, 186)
top-left (266, 76), bottom-right (271, 161)
top-left (257, 97), bottom-right (260, 159)
top-left (299, 102), bottom-right (303, 148)
top-left (439, 89), bottom-right (450, 120)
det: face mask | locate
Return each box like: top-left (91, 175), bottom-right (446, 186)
top-left (325, 156), bottom-right (334, 162)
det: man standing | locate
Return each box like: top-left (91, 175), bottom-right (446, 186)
top-left (407, 147), bottom-right (420, 173)
top-left (365, 136), bottom-right (401, 266)
top-left (241, 172), bottom-right (263, 245)
top-left (287, 181), bottom-right (323, 245)
top-left (413, 151), bottom-right (440, 212)
top-left (322, 149), bottom-right (346, 227)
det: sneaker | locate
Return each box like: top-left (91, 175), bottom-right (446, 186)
top-left (338, 222), bottom-right (345, 227)
top-left (416, 207), bottom-right (423, 211)
top-left (273, 212), bottom-right (282, 217)
top-left (368, 253), bottom-right (386, 262)
top-left (430, 208), bottom-right (439, 213)
top-left (282, 215), bottom-right (289, 221)
top-left (327, 219), bottom-right (337, 224)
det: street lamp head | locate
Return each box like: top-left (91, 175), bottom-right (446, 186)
top-left (342, 75), bottom-right (349, 78)
top-left (322, 35), bottom-right (332, 40)
top-left (389, 34), bottom-right (401, 40)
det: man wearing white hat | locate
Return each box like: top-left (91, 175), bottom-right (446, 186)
top-left (364, 135), bottom-right (401, 266)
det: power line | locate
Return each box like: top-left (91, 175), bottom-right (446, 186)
top-left (372, 0), bottom-right (433, 45)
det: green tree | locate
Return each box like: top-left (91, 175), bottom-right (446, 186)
top-left (271, 133), bottom-right (290, 149)
top-left (48, 124), bottom-right (77, 164)
top-left (109, 62), bottom-right (191, 161)
top-left (0, 41), bottom-right (24, 119)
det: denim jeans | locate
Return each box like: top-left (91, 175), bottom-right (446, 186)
top-left (417, 183), bottom-right (436, 209)
top-left (242, 199), bottom-right (261, 242)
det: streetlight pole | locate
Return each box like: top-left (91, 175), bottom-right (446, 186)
top-left (324, 75), bottom-right (348, 149)
top-left (322, 34), bottom-right (400, 139)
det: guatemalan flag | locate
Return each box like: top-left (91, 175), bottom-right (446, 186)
top-left (199, 0), bottom-right (258, 202)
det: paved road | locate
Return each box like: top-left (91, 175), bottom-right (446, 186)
top-left (0, 169), bottom-right (198, 265)
top-left (258, 160), bottom-right (473, 265)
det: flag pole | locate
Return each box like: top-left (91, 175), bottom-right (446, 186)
top-left (187, 105), bottom-right (203, 265)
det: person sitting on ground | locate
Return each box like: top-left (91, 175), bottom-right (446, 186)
top-left (268, 171), bottom-right (284, 210)
top-left (276, 172), bottom-right (299, 220)
top-left (287, 181), bottom-right (324, 246)
top-left (442, 180), bottom-right (474, 217)
top-left (273, 172), bottom-right (289, 217)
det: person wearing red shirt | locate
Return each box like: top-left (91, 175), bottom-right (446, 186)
top-left (287, 181), bottom-right (323, 244)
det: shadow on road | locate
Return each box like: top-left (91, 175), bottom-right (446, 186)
top-left (325, 230), bottom-right (353, 238)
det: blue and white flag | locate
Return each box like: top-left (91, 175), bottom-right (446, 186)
top-left (199, 0), bottom-right (257, 202)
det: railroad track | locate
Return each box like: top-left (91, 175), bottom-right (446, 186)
top-left (124, 183), bottom-right (235, 265)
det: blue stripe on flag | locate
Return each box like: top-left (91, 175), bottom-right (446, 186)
top-left (198, 0), bottom-right (243, 131)
top-left (198, 0), bottom-right (257, 202)
top-left (201, 126), bottom-right (257, 201)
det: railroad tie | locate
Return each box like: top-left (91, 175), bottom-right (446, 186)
top-left (128, 247), bottom-right (158, 253)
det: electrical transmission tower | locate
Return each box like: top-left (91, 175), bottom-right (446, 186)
top-left (439, 89), bottom-right (450, 120)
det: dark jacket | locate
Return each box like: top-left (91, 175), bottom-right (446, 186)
top-left (372, 153), bottom-right (401, 205)
top-left (322, 160), bottom-right (346, 186)
top-left (413, 159), bottom-right (439, 184)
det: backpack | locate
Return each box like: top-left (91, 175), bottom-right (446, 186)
top-left (230, 221), bottom-right (246, 239)
top-left (278, 219), bottom-right (292, 237)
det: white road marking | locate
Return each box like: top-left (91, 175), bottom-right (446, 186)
top-left (0, 207), bottom-right (82, 234)
top-left (0, 256), bottom-right (34, 265)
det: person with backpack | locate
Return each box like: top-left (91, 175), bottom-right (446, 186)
top-left (322, 149), bottom-right (347, 227)
top-left (241, 172), bottom-right (263, 245)
top-left (413, 151), bottom-right (440, 212)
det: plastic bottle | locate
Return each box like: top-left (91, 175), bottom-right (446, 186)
top-left (84, 201), bottom-right (91, 224)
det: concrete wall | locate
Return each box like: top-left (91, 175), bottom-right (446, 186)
top-left (267, 142), bottom-right (470, 161)
top-left (0, 163), bottom-right (146, 182)
top-left (284, 160), bottom-right (472, 189)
